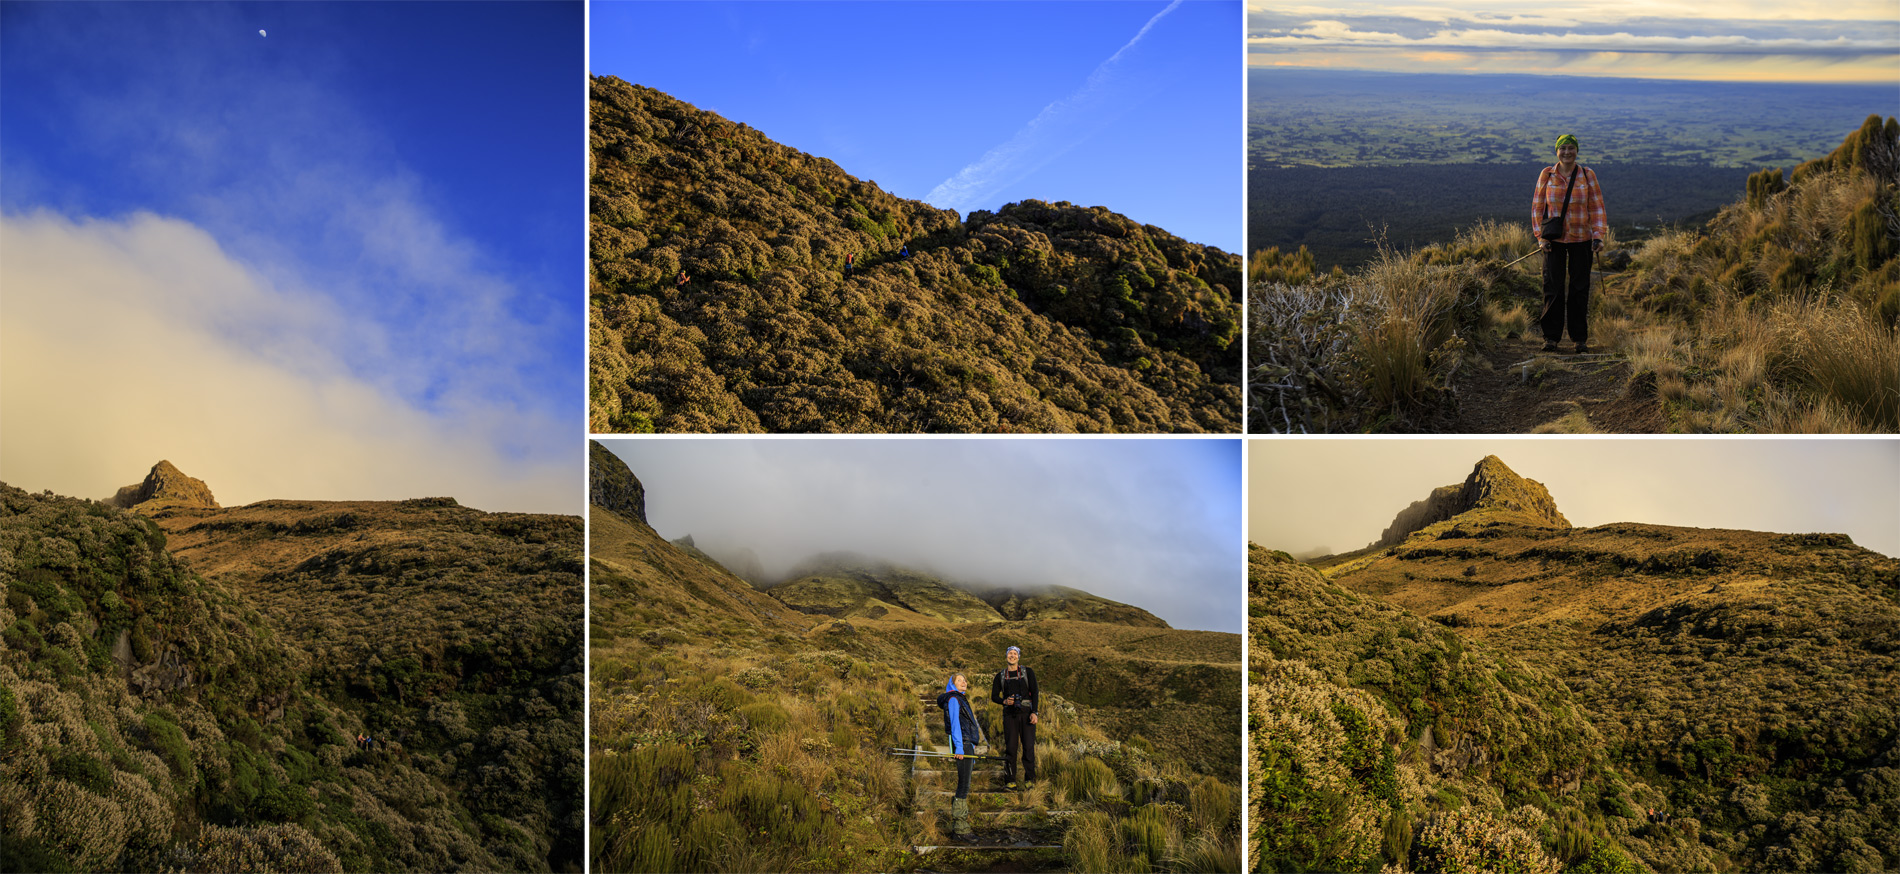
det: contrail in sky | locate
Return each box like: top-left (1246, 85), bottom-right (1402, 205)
top-left (926, 0), bottom-right (1183, 213)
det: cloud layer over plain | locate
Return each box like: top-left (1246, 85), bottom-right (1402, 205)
top-left (603, 439), bottom-right (1242, 633)
top-left (1245, 2), bottom-right (1899, 80)
top-left (1, 211), bottom-right (574, 513)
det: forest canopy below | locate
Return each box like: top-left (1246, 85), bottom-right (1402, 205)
top-left (589, 76), bottom-right (1242, 434)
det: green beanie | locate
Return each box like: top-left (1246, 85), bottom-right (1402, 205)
top-left (1555, 134), bottom-right (1579, 151)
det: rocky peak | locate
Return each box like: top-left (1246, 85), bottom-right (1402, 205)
top-left (589, 441), bottom-right (646, 525)
top-left (108, 460), bottom-right (219, 510)
top-left (1372, 456), bottom-right (1567, 548)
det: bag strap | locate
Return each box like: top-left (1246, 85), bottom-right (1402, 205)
top-left (1544, 165), bottom-right (1580, 226)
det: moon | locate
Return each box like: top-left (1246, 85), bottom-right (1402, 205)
top-left (259, 29), bottom-right (266, 37)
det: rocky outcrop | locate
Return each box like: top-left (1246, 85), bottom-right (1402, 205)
top-left (1372, 456), bottom-right (1567, 548)
top-left (984, 585), bottom-right (1170, 628)
top-left (589, 440), bottom-right (646, 525)
top-left (108, 460), bottom-right (219, 510)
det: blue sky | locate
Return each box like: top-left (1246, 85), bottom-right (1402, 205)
top-left (593, 0), bottom-right (1242, 252)
top-left (602, 438), bottom-right (1245, 634)
top-left (1, 2), bottom-right (582, 512)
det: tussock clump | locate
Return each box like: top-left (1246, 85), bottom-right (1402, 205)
top-left (1613, 116), bottom-right (1900, 432)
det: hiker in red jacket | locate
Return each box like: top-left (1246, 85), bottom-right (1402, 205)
top-left (1532, 134), bottom-right (1608, 354)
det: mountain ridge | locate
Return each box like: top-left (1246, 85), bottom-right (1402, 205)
top-left (589, 76), bottom-right (1242, 433)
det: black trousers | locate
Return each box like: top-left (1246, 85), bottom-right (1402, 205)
top-left (955, 755), bottom-right (973, 798)
top-left (1002, 710), bottom-right (1036, 782)
top-left (1540, 241), bottom-right (1593, 344)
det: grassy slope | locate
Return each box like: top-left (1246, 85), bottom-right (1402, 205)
top-left (148, 497), bottom-right (584, 872)
top-left (1319, 512), bottom-right (1900, 872)
top-left (590, 492), bottom-right (1241, 871)
top-left (589, 76), bottom-right (1242, 434)
top-left (0, 484), bottom-right (582, 873)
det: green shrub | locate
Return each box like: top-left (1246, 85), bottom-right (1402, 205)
top-left (50, 752), bottom-right (113, 794)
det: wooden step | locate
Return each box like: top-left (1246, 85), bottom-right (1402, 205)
top-left (913, 844), bottom-right (1064, 853)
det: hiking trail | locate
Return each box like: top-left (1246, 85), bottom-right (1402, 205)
top-left (905, 690), bottom-right (1066, 872)
top-left (1440, 277), bottom-right (1664, 433)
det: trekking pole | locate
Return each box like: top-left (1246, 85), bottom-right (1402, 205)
top-left (889, 748), bottom-right (1005, 761)
top-left (1504, 247), bottom-right (1541, 269)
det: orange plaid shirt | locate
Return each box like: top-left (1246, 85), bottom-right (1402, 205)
top-left (1532, 163), bottom-right (1607, 244)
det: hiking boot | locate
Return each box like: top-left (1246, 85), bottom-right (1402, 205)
top-left (1023, 780), bottom-right (1036, 789)
top-left (1006, 780), bottom-right (1018, 790)
top-left (951, 798), bottom-right (972, 837)
top-left (1573, 343), bottom-right (1590, 354)
top-left (1541, 341), bottom-right (1560, 352)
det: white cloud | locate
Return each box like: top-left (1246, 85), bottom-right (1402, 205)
top-left (0, 210), bottom-right (575, 514)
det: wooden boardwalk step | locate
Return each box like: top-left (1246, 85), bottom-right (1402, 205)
top-left (913, 844), bottom-right (1064, 854)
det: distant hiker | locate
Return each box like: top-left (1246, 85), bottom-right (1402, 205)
top-left (937, 674), bottom-right (985, 840)
top-left (991, 645), bottom-right (1039, 790)
top-left (1532, 134), bottom-right (1607, 354)
top-left (899, 244), bottom-right (911, 259)
top-left (845, 253), bottom-right (855, 273)
top-left (676, 270), bottom-right (689, 287)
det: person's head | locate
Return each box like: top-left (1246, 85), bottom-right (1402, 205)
top-left (1555, 134), bottom-right (1579, 164)
top-left (1006, 645), bottom-right (1021, 667)
top-left (953, 673), bottom-right (968, 693)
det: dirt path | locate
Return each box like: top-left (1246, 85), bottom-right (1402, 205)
top-left (1439, 333), bottom-right (1665, 433)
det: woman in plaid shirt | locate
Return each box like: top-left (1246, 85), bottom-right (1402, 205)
top-left (1532, 134), bottom-right (1607, 353)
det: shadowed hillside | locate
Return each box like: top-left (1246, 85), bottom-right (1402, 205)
top-left (589, 76), bottom-right (1241, 434)
top-left (587, 443), bottom-right (1240, 872)
top-left (1253, 456), bottom-right (1900, 873)
top-left (1, 466), bottom-right (582, 873)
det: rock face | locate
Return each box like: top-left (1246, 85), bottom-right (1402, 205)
top-left (108, 460), bottom-right (219, 509)
top-left (589, 440), bottom-right (646, 525)
top-left (1372, 455), bottom-right (1567, 548)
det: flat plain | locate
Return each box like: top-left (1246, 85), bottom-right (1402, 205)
top-left (1248, 68), bottom-right (1894, 268)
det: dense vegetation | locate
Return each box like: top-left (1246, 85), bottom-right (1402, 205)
top-left (588, 445), bottom-right (1241, 871)
top-left (589, 76), bottom-right (1241, 433)
top-left (1257, 457), bottom-right (1900, 872)
top-left (1249, 545), bottom-right (1638, 874)
top-left (0, 481), bottom-right (582, 872)
top-left (1248, 117), bottom-right (1900, 433)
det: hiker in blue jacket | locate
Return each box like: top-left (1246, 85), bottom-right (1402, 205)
top-left (936, 674), bottom-right (985, 839)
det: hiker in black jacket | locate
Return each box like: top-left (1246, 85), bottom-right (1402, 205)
top-left (990, 645), bottom-right (1038, 790)
top-left (936, 674), bottom-right (984, 839)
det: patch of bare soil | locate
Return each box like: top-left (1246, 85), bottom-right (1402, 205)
top-left (1439, 334), bottom-right (1664, 433)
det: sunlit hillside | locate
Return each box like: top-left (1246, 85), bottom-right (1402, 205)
top-left (590, 77), bottom-right (1242, 434)
top-left (0, 464), bottom-right (581, 873)
top-left (1250, 457), bottom-right (1900, 873)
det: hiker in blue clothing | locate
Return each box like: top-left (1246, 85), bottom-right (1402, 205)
top-left (936, 674), bottom-right (985, 840)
